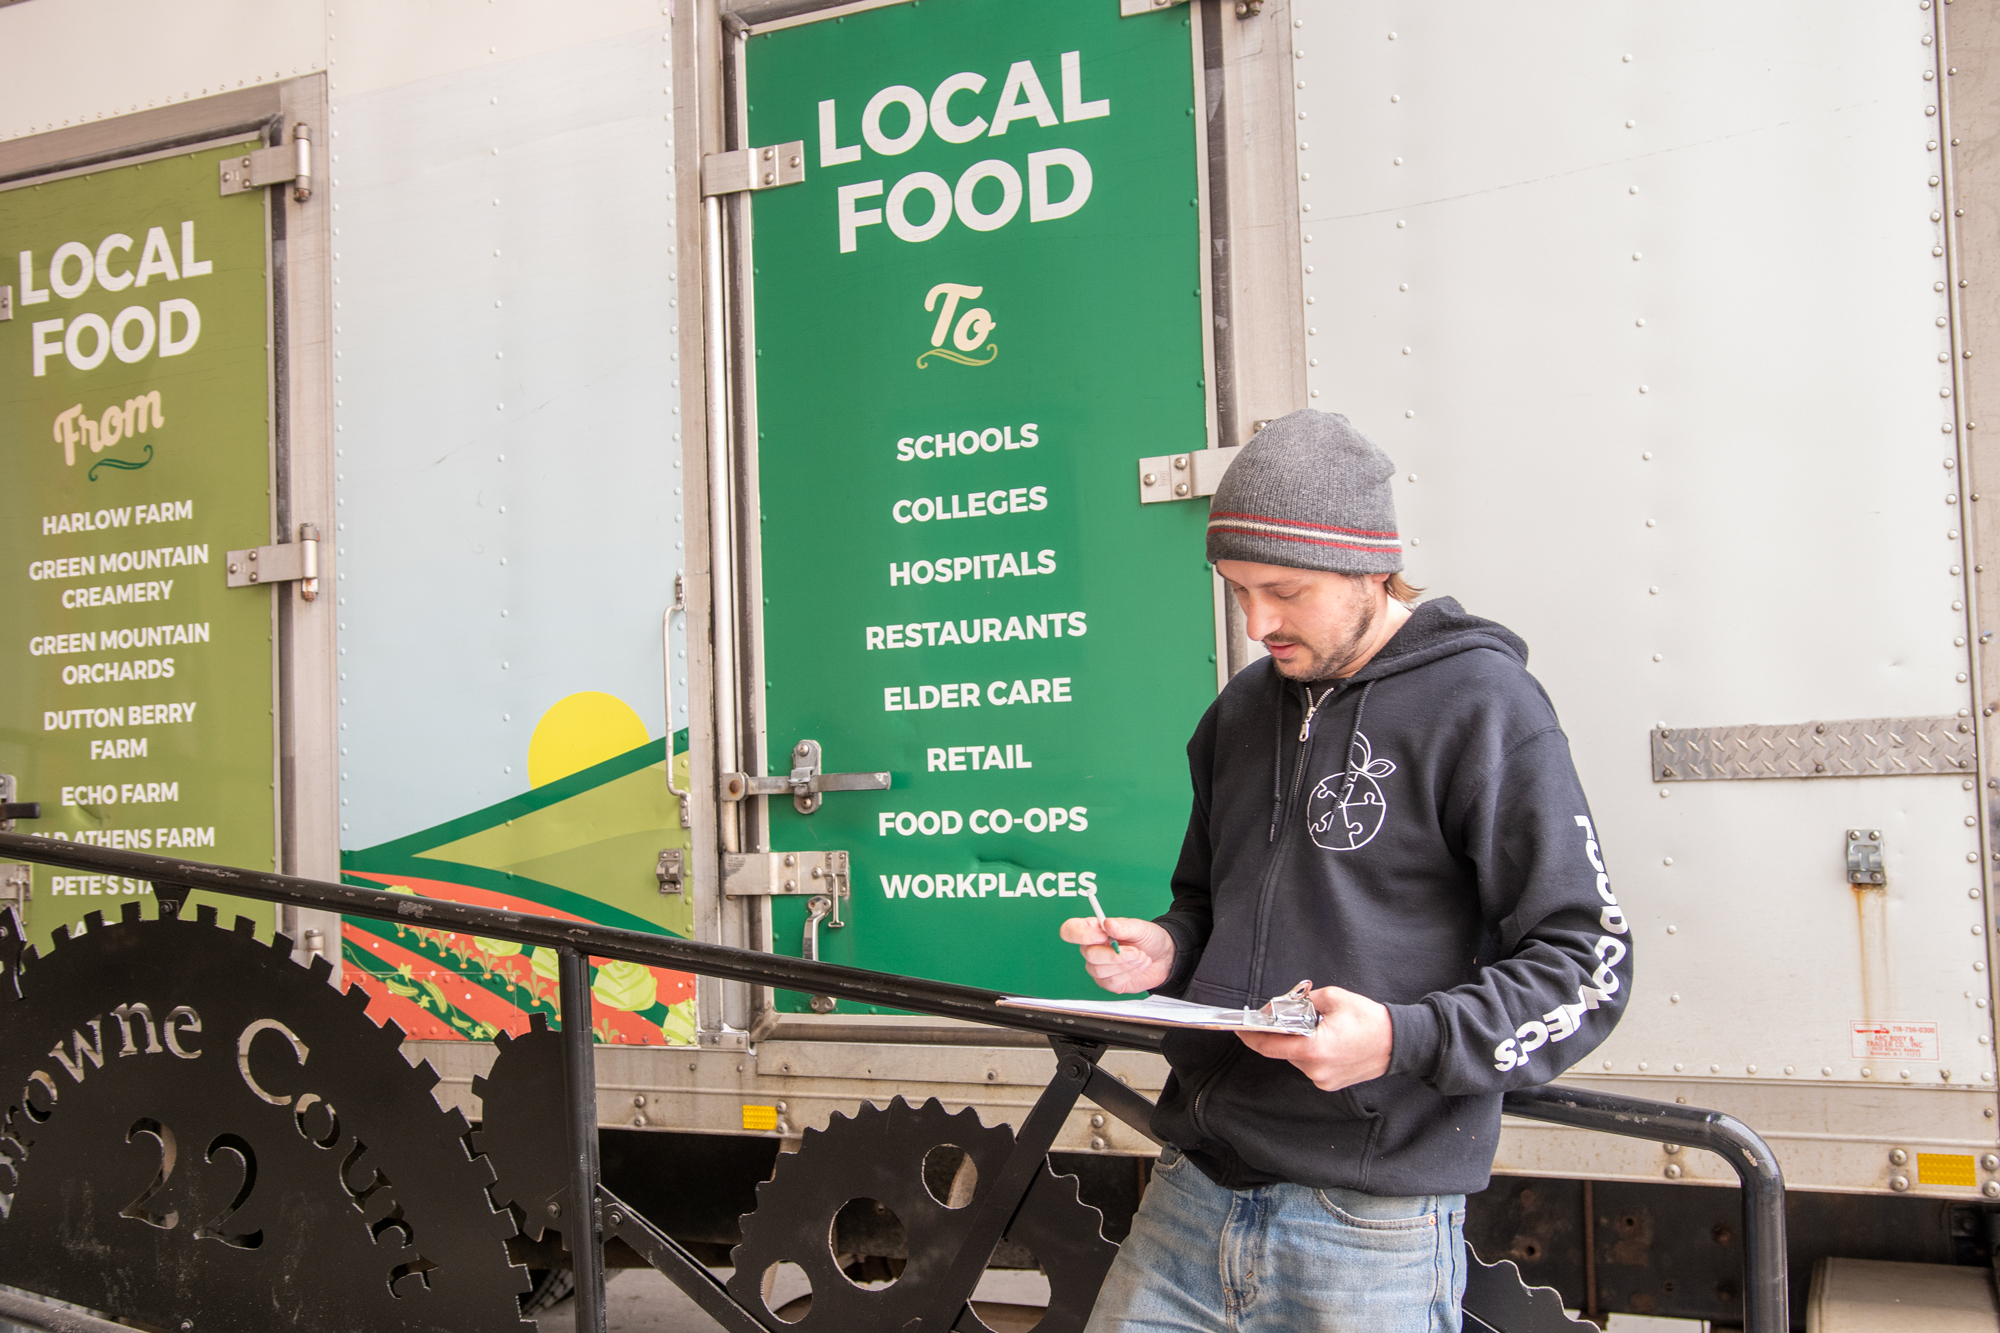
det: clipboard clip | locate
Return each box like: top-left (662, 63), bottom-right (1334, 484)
top-left (1244, 979), bottom-right (1320, 1034)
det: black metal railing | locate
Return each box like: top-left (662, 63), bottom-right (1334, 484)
top-left (0, 832), bottom-right (1788, 1333)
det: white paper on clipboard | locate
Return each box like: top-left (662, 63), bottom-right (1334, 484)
top-left (997, 981), bottom-right (1320, 1035)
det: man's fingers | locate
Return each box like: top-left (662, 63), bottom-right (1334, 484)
top-left (1094, 918), bottom-right (1147, 948)
top-left (1064, 917), bottom-right (1146, 947)
top-left (1237, 1030), bottom-right (1307, 1057)
top-left (1064, 916), bottom-right (1173, 995)
top-left (1083, 964), bottom-right (1155, 994)
top-left (1308, 985), bottom-right (1349, 1015)
top-left (1082, 944), bottom-right (1170, 994)
top-left (1083, 948), bottom-right (1153, 975)
top-left (1058, 917), bottom-right (1107, 945)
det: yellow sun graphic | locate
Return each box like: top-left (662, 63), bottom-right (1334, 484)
top-left (526, 691), bottom-right (651, 788)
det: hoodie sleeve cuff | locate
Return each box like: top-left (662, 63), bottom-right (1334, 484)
top-left (1151, 913), bottom-right (1207, 999)
top-left (1384, 1001), bottom-right (1443, 1082)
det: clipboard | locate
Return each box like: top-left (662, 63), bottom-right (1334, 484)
top-left (997, 980), bottom-right (1320, 1035)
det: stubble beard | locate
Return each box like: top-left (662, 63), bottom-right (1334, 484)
top-left (1267, 592), bottom-right (1378, 682)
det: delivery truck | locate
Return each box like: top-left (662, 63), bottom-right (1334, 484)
top-left (6, 0), bottom-right (2000, 1325)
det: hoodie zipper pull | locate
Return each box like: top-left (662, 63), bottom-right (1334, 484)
top-left (1299, 686), bottom-right (1326, 743)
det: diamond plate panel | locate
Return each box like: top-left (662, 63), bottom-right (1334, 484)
top-left (1651, 717), bottom-right (1975, 781)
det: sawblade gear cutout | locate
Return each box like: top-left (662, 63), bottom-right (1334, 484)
top-left (727, 1097), bottom-right (1117, 1333)
top-left (0, 903), bottom-right (531, 1333)
top-left (1463, 1249), bottom-right (1601, 1332)
top-left (474, 1021), bottom-right (1124, 1331)
top-left (472, 1011), bottom-right (572, 1241)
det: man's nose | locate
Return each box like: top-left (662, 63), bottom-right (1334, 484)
top-left (1241, 599), bottom-right (1280, 641)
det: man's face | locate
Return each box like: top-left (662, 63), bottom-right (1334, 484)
top-left (1216, 560), bottom-right (1389, 681)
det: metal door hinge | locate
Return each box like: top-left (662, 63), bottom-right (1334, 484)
top-left (226, 524), bottom-right (320, 600)
top-left (699, 1029), bottom-right (750, 1050)
top-left (0, 285), bottom-right (12, 321)
top-left (219, 123), bottom-right (313, 201)
top-left (722, 739), bottom-right (889, 815)
top-left (724, 850), bottom-right (849, 912)
top-left (0, 864), bottom-right (28, 907)
top-left (0, 775), bottom-right (39, 833)
top-left (1847, 830), bottom-right (1885, 885)
top-left (702, 141), bottom-right (806, 197)
top-left (655, 848), bottom-right (686, 902)
top-left (1121, 0), bottom-right (1190, 15)
top-left (726, 851), bottom-right (850, 962)
top-left (1139, 445), bottom-right (1239, 503)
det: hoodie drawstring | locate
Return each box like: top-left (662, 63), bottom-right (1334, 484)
top-left (1334, 680), bottom-right (1375, 813)
top-left (1269, 676), bottom-right (1286, 842)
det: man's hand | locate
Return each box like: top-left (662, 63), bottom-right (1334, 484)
top-left (1236, 985), bottom-right (1393, 1092)
top-left (1058, 917), bottom-right (1175, 993)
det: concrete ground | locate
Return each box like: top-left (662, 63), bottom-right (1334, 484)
top-left (534, 1266), bottom-right (1053, 1332)
top-left (0, 1276), bottom-right (1705, 1331)
top-left (530, 1271), bottom-right (1711, 1333)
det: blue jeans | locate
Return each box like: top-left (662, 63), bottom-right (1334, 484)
top-left (1084, 1146), bottom-right (1466, 1333)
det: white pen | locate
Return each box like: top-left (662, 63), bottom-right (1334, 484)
top-left (1084, 889), bottom-right (1122, 955)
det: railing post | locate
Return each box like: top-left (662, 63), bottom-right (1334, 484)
top-left (1503, 1087), bottom-right (1790, 1333)
top-left (1721, 1113), bottom-right (1789, 1333)
top-left (558, 946), bottom-right (608, 1333)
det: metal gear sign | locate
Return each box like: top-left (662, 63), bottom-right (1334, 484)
top-left (0, 903), bottom-right (530, 1332)
top-left (472, 1017), bottom-right (1121, 1333)
top-left (726, 1098), bottom-right (1116, 1333)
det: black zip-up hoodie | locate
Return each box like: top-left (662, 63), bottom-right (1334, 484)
top-left (1150, 596), bottom-right (1632, 1197)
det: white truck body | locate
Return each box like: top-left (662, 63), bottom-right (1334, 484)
top-left (4, 0), bottom-right (1999, 1224)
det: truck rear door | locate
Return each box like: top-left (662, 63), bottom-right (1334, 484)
top-left (725, 0), bottom-right (1220, 1011)
top-left (2, 136), bottom-right (286, 948)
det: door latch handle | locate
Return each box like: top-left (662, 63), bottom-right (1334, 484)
top-left (721, 739), bottom-right (889, 815)
top-left (802, 895), bottom-right (834, 962)
top-left (0, 775), bottom-right (38, 833)
top-left (661, 578), bottom-right (690, 829)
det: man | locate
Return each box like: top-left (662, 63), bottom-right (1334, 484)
top-left (1066, 409), bottom-right (1632, 1332)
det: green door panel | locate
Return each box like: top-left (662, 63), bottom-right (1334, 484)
top-left (0, 142), bottom-right (278, 949)
top-left (747, 0), bottom-right (1216, 1009)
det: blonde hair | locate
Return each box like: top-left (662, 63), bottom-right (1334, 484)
top-left (1386, 572), bottom-right (1425, 605)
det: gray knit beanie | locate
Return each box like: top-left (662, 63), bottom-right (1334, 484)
top-left (1205, 409), bottom-right (1403, 574)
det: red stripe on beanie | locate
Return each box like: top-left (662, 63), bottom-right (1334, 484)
top-left (1207, 510), bottom-right (1400, 540)
top-left (1206, 523), bottom-right (1403, 555)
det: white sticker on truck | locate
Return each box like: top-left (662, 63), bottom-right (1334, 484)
top-left (1850, 1021), bottom-right (1940, 1061)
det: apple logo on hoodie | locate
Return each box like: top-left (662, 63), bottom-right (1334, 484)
top-left (1307, 733), bottom-right (1397, 852)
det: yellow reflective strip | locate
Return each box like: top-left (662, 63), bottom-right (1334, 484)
top-left (1916, 1153), bottom-right (1976, 1187)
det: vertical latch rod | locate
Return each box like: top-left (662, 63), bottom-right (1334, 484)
top-left (292, 123), bottom-right (313, 202)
